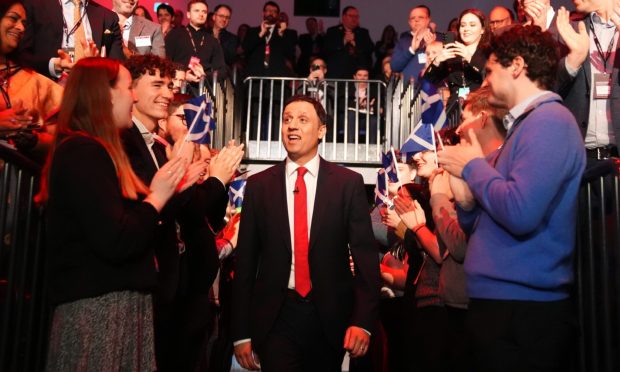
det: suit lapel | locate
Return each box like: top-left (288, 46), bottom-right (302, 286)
top-left (309, 158), bottom-right (330, 251)
top-left (86, 3), bottom-right (103, 46)
top-left (271, 163), bottom-right (292, 253)
top-left (129, 16), bottom-right (145, 46)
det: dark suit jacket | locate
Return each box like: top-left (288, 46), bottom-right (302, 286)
top-left (297, 32), bottom-right (325, 75)
top-left (20, 0), bottom-right (123, 78)
top-left (121, 124), bottom-right (226, 302)
top-left (128, 15), bottom-right (165, 57)
top-left (555, 15), bottom-right (620, 144)
top-left (165, 26), bottom-right (227, 79)
top-left (323, 25), bottom-right (373, 79)
top-left (210, 28), bottom-right (239, 66)
top-left (243, 26), bottom-right (297, 77)
top-left (231, 158), bottom-right (381, 350)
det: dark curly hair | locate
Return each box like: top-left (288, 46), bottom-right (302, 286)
top-left (488, 24), bottom-right (559, 90)
top-left (123, 54), bottom-right (176, 84)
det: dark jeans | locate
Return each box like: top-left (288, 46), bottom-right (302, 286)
top-left (466, 298), bottom-right (578, 372)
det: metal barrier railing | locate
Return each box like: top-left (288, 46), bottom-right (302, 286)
top-left (575, 159), bottom-right (620, 372)
top-left (0, 146), bottom-right (48, 372)
top-left (241, 77), bottom-right (386, 163)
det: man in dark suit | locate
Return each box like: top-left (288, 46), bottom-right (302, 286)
top-left (243, 1), bottom-right (297, 77)
top-left (19, 0), bottom-right (123, 79)
top-left (111, 0), bottom-right (165, 57)
top-left (555, 2), bottom-right (619, 162)
top-left (210, 4), bottom-right (239, 67)
top-left (121, 54), bottom-right (242, 372)
top-left (323, 6), bottom-right (373, 79)
top-left (232, 95), bottom-right (381, 371)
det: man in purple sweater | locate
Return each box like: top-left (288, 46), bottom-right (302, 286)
top-left (438, 25), bottom-right (585, 372)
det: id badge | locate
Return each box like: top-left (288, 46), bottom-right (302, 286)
top-left (63, 47), bottom-right (76, 63)
top-left (135, 35), bottom-right (152, 47)
top-left (458, 87), bottom-right (470, 98)
top-left (594, 73), bottom-right (611, 99)
top-left (417, 52), bottom-right (427, 64)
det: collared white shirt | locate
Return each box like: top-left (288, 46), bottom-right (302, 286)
top-left (545, 7), bottom-right (555, 30)
top-left (285, 152), bottom-right (320, 290)
top-left (585, 12), bottom-right (618, 148)
top-left (121, 15), bottom-right (133, 47)
top-left (503, 90), bottom-right (550, 132)
top-left (133, 115), bottom-right (160, 169)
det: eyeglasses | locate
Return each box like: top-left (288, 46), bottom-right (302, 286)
top-left (489, 17), bottom-right (510, 26)
top-left (215, 14), bottom-right (231, 20)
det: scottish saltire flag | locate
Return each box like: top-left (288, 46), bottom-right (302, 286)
top-left (229, 171), bottom-right (248, 210)
top-left (400, 80), bottom-right (447, 157)
top-left (374, 168), bottom-right (390, 207)
top-left (183, 95), bottom-right (216, 144)
top-left (381, 151), bottom-right (399, 183)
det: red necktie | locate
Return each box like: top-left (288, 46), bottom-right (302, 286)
top-left (294, 167), bottom-right (311, 297)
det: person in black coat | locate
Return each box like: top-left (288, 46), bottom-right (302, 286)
top-left (297, 17), bottom-right (325, 76)
top-left (323, 6), bottom-right (373, 79)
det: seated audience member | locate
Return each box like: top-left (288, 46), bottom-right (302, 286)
top-left (157, 3), bottom-right (175, 37)
top-left (391, 5), bottom-right (436, 83)
top-left (133, 4), bottom-right (153, 21)
top-left (112, 0), bottom-right (165, 57)
top-left (379, 56), bottom-right (392, 84)
top-left (0, 0), bottom-right (63, 159)
top-left (424, 8), bottom-right (489, 106)
top-left (438, 25), bottom-right (585, 372)
top-left (210, 4), bottom-right (239, 67)
top-left (340, 66), bottom-right (381, 143)
top-left (20, 0), bottom-right (123, 79)
top-left (43, 57), bottom-right (187, 372)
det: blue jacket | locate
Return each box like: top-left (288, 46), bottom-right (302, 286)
top-left (458, 92), bottom-right (586, 302)
top-left (390, 32), bottom-right (426, 82)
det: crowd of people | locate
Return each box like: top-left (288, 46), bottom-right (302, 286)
top-left (0, 0), bottom-right (619, 371)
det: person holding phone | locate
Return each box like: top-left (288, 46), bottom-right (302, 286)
top-left (424, 8), bottom-right (490, 106)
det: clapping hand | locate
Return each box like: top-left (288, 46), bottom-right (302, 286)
top-left (556, 6), bottom-right (589, 71)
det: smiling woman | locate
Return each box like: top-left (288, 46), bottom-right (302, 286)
top-left (0, 0), bottom-right (63, 156)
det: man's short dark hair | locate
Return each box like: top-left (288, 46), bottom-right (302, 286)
top-left (342, 6), bottom-right (357, 16)
top-left (156, 3), bottom-right (174, 16)
top-left (187, 0), bottom-right (208, 12)
top-left (214, 4), bottom-right (232, 14)
top-left (124, 54), bottom-right (176, 83)
top-left (489, 25), bottom-right (559, 90)
top-left (413, 5), bottom-right (431, 17)
top-left (284, 95), bottom-right (328, 127)
top-left (263, 1), bottom-right (280, 13)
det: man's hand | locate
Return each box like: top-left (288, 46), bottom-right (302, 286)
top-left (259, 20), bottom-right (269, 38)
top-left (523, 0), bottom-right (549, 30)
top-left (556, 6), bottom-right (589, 71)
top-left (52, 49), bottom-right (75, 74)
top-left (234, 341), bottom-right (260, 371)
top-left (344, 326), bottom-right (370, 358)
top-left (186, 63), bottom-right (206, 82)
top-left (437, 129), bottom-right (484, 178)
top-left (278, 21), bottom-right (287, 36)
top-left (82, 39), bottom-right (100, 58)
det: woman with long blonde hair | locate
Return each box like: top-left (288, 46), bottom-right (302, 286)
top-left (42, 57), bottom-right (188, 372)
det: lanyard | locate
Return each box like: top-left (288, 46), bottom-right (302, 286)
top-left (60, 0), bottom-right (89, 45)
top-left (589, 21), bottom-right (617, 71)
top-left (0, 64), bottom-right (21, 109)
top-left (186, 26), bottom-right (206, 55)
